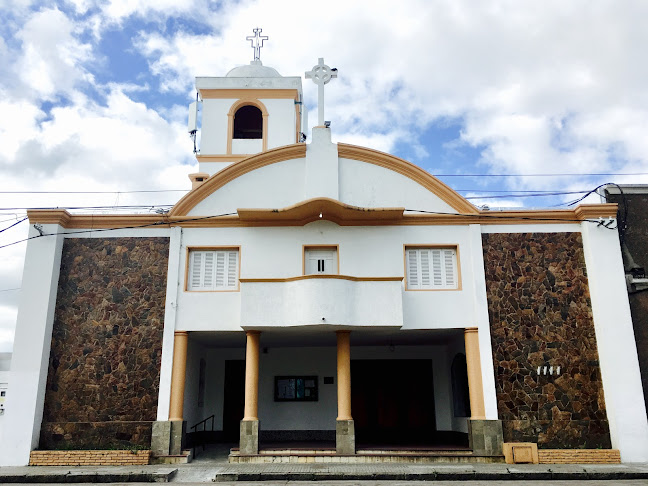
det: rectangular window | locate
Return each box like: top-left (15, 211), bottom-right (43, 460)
top-left (188, 248), bottom-right (239, 291)
top-left (304, 246), bottom-right (338, 275)
top-left (275, 376), bottom-right (318, 401)
top-left (406, 247), bottom-right (459, 290)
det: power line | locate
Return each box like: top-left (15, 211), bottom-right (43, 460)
top-left (437, 172), bottom-right (648, 177)
top-left (0, 288), bottom-right (20, 293)
top-left (464, 191), bottom-right (589, 200)
top-left (0, 217), bottom-right (27, 234)
top-left (0, 205), bottom-right (174, 211)
top-left (0, 190), bottom-right (188, 194)
top-left (0, 212), bottom-right (238, 250)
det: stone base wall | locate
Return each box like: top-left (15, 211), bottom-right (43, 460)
top-left (40, 237), bottom-right (169, 449)
top-left (482, 232), bottom-right (611, 449)
top-left (29, 450), bottom-right (151, 466)
top-left (39, 422), bottom-right (153, 450)
top-left (538, 449), bottom-right (621, 464)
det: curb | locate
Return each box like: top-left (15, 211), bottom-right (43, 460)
top-left (214, 470), bottom-right (648, 482)
top-left (0, 469), bottom-right (177, 483)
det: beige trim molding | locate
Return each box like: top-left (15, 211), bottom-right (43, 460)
top-left (27, 202), bottom-right (619, 229)
top-left (239, 275), bottom-right (404, 283)
top-left (338, 143), bottom-right (480, 215)
top-left (170, 143), bottom-right (306, 216)
top-left (239, 198), bottom-right (405, 226)
top-left (227, 99), bottom-right (269, 154)
top-left (200, 89), bottom-right (299, 100)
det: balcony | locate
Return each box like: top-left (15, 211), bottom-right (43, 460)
top-left (239, 275), bottom-right (404, 328)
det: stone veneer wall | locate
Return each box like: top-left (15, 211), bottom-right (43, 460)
top-left (482, 232), bottom-right (611, 449)
top-left (40, 237), bottom-right (169, 449)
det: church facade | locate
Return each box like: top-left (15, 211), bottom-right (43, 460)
top-left (2, 53), bottom-right (648, 466)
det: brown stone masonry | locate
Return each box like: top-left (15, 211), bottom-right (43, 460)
top-left (40, 237), bottom-right (169, 449)
top-left (482, 232), bottom-right (611, 449)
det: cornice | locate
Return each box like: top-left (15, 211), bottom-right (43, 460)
top-left (199, 88), bottom-right (299, 100)
top-left (27, 203), bottom-right (618, 229)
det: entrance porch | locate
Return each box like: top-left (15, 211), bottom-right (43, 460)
top-left (154, 326), bottom-right (502, 462)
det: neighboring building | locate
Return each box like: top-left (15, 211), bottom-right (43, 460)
top-left (0, 352), bottom-right (11, 439)
top-left (1, 52), bottom-right (648, 466)
top-left (603, 185), bottom-right (648, 416)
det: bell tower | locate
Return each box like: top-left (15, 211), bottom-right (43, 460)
top-left (188, 29), bottom-right (305, 180)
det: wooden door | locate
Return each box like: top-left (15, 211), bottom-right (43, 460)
top-left (351, 359), bottom-right (436, 445)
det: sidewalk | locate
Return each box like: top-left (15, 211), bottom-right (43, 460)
top-left (2, 462), bottom-right (648, 483)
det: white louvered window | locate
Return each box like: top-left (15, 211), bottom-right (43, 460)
top-left (406, 248), bottom-right (458, 290)
top-left (188, 249), bottom-right (239, 291)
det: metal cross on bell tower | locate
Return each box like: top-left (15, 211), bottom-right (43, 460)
top-left (246, 28), bottom-right (269, 62)
top-left (305, 58), bottom-right (338, 127)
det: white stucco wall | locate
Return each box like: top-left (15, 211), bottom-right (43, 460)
top-left (339, 158), bottom-right (457, 213)
top-left (199, 97), bottom-right (297, 157)
top-left (174, 223), bottom-right (480, 332)
top-left (188, 158), bottom-right (306, 216)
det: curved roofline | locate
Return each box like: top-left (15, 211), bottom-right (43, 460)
top-left (170, 143), bottom-right (480, 216)
top-left (337, 143), bottom-right (479, 215)
top-left (170, 144), bottom-right (306, 216)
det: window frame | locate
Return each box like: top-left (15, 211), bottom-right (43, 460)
top-left (403, 244), bottom-right (462, 291)
top-left (185, 246), bottom-right (241, 292)
top-left (303, 245), bottom-right (340, 275)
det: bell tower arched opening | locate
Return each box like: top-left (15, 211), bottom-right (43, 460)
top-left (233, 105), bottom-right (263, 139)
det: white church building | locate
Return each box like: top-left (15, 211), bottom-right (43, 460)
top-left (2, 36), bottom-right (647, 466)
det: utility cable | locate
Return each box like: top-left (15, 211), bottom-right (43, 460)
top-left (0, 212), bottom-right (238, 250)
top-left (0, 217), bottom-right (27, 233)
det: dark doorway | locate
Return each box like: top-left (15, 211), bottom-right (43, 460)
top-left (222, 360), bottom-right (245, 441)
top-left (351, 359), bottom-right (436, 446)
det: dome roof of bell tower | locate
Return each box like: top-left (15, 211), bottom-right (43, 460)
top-left (226, 60), bottom-right (281, 78)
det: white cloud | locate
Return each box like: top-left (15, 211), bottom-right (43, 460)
top-left (3, 0), bottom-right (648, 352)
top-left (125, 0), bottom-right (648, 190)
top-left (15, 8), bottom-right (95, 99)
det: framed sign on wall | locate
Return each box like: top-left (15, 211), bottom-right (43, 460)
top-left (274, 376), bottom-right (318, 401)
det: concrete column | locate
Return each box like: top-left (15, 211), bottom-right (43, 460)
top-left (168, 331), bottom-right (189, 421)
top-left (243, 331), bottom-right (260, 421)
top-left (167, 331), bottom-right (188, 456)
top-left (336, 331), bottom-right (352, 421)
top-left (240, 330), bottom-right (260, 454)
top-left (336, 330), bottom-right (355, 454)
top-left (0, 224), bottom-right (64, 466)
top-left (464, 327), bottom-right (486, 420)
top-left (465, 327), bottom-right (503, 456)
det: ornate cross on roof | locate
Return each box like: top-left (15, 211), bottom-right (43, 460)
top-left (246, 28), bottom-right (268, 62)
top-left (305, 58), bottom-right (338, 126)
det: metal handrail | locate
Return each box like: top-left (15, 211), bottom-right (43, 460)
top-left (190, 414), bottom-right (215, 458)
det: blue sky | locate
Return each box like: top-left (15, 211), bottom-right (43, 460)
top-left (1, 0), bottom-right (648, 350)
